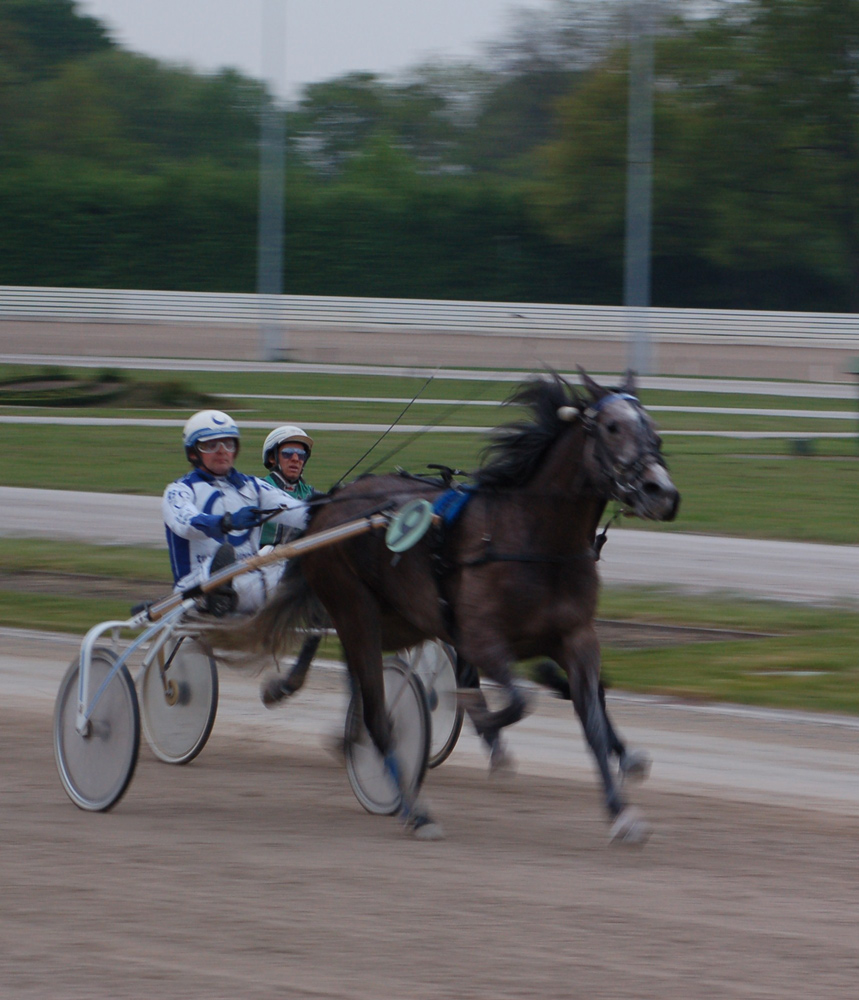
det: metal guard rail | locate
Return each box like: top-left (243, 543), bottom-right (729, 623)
top-left (2, 285), bottom-right (858, 348)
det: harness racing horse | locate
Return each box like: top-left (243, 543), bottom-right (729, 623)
top-left (237, 369), bottom-right (680, 842)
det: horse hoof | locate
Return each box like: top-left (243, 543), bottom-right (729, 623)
top-left (488, 740), bottom-right (517, 778)
top-left (609, 807), bottom-right (651, 846)
top-left (260, 674), bottom-right (292, 708)
top-left (409, 814), bottom-right (445, 841)
top-left (620, 749), bottom-right (652, 783)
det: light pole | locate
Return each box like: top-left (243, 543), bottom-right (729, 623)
top-left (624, 0), bottom-right (655, 375)
top-left (257, 0), bottom-right (287, 360)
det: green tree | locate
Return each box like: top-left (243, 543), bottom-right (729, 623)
top-left (536, 0), bottom-right (859, 309)
top-left (0, 0), bottom-right (111, 78)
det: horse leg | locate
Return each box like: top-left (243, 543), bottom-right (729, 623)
top-left (457, 655), bottom-right (515, 775)
top-left (260, 633), bottom-right (322, 707)
top-left (456, 638), bottom-right (533, 743)
top-left (335, 603), bottom-right (444, 841)
top-left (535, 661), bottom-right (650, 782)
top-left (564, 627), bottom-right (650, 845)
top-left (598, 683), bottom-right (651, 783)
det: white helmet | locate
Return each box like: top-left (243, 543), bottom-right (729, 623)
top-left (262, 425), bottom-right (313, 469)
top-left (183, 410), bottom-right (240, 455)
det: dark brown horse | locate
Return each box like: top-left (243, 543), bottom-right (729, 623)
top-left (239, 370), bottom-right (679, 842)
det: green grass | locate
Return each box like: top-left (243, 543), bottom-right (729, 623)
top-left (0, 591), bottom-right (135, 635)
top-left (595, 588), bottom-right (859, 715)
top-left (0, 538), bottom-right (172, 580)
top-left (640, 389), bottom-right (857, 412)
top-left (3, 424), bottom-right (487, 495)
top-left (604, 638), bottom-right (859, 714)
top-left (9, 420), bottom-right (858, 541)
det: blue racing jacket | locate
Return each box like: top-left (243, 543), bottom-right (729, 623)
top-left (162, 467), bottom-right (307, 589)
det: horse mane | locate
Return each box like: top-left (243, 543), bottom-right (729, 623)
top-left (475, 371), bottom-right (584, 489)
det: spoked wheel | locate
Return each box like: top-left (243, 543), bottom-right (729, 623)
top-left (140, 636), bottom-right (218, 765)
top-left (344, 659), bottom-right (430, 815)
top-left (54, 647), bottom-right (140, 812)
top-left (405, 641), bottom-right (463, 769)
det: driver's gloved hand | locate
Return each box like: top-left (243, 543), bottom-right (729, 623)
top-left (221, 506), bottom-right (263, 533)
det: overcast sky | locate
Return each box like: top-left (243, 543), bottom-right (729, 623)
top-left (78, 0), bottom-right (553, 99)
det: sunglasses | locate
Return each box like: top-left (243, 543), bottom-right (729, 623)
top-left (280, 447), bottom-right (308, 460)
top-left (197, 438), bottom-right (238, 454)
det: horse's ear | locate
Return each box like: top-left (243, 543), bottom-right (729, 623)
top-left (620, 369), bottom-right (638, 396)
top-left (577, 366), bottom-right (605, 400)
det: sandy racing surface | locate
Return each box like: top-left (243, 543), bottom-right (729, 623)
top-left (3, 629), bottom-right (859, 999)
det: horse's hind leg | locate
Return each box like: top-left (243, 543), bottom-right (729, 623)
top-left (564, 627), bottom-right (650, 844)
top-left (455, 638), bottom-right (533, 743)
top-left (457, 656), bottom-right (515, 775)
top-left (260, 632), bottom-right (322, 707)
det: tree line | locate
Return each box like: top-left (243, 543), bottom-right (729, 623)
top-left (0, 0), bottom-right (856, 311)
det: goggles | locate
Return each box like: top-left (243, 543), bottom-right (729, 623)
top-left (197, 437), bottom-right (238, 454)
top-left (280, 446), bottom-right (308, 460)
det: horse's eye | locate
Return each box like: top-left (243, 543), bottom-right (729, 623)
top-left (606, 422), bottom-right (619, 435)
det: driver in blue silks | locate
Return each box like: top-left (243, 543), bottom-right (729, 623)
top-left (163, 409), bottom-right (308, 616)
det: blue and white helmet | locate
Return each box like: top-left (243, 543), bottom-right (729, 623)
top-left (183, 409), bottom-right (240, 457)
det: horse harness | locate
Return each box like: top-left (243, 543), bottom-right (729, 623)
top-left (426, 486), bottom-right (601, 643)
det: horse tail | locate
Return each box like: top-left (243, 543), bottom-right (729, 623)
top-left (206, 557), bottom-right (328, 670)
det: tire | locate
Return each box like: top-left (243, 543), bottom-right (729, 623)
top-left (405, 641), bottom-right (463, 768)
top-left (345, 659), bottom-right (430, 816)
top-left (54, 647), bottom-right (140, 812)
top-left (140, 636), bottom-right (218, 765)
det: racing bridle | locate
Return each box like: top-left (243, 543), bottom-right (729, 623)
top-left (561, 391), bottom-right (670, 512)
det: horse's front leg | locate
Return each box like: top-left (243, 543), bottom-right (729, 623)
top-left (598, 683), bottom-right (651, 783)
top-left (564, 626), bottom-right (651, 845)
top-left (534, 662), bottom-right (651, 783)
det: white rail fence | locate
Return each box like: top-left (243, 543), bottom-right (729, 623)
top-left (2, 285), bottom-right (859, 350)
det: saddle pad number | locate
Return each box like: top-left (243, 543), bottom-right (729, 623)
top-left (385, 499), bottom-right (434, 553)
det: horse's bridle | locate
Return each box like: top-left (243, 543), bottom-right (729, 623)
top-left (580, 392), bottom-right (667, 508)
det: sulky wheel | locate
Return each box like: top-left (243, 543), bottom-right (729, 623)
top-left (404, 641), bottom-right (463, 768)
top-left (140, 636), bottom-right (218, 765)
top-left (54, 647), bottom-right (140, 812)
top-left (344, 658), bottom-right (430, 816)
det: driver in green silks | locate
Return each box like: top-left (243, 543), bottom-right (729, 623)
top-left (258, 425), bottom-right (321, 707)
top-left (260, 425), bottom-right (315, 545)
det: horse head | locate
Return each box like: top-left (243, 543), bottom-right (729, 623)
top-left (560, 369), bottom-right (680, 522)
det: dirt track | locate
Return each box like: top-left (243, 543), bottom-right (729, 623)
top-left (3, 630), bottom-right (859, 999)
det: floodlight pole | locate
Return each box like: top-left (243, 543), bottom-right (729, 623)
top-left (624, 0), bottom-right (655, 375)
top-left (257, 0), bottom-right (287, 361)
